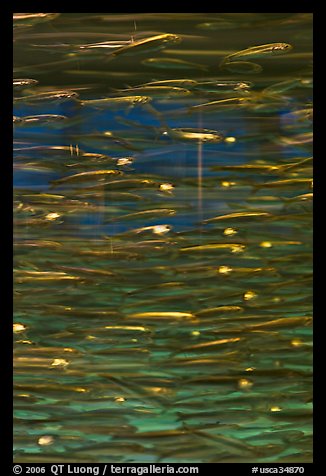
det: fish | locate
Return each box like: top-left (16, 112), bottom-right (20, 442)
top-left (49, 170), bottom-right (123, 187)
top-left (213, 158), bottom-right (311, 176)
top-left (13, 90), bottom-right (79, 104)
top-left (46, 265), bottom-right (115, 278)
top-left (203, 211), bottom-right (272, 223)
top-left (245, 316), bottom-right (312, 330)
top-left (223, 43), bottom-right (293, 62)
top-left (30, 40), bottom-right (132, 51)
top-left (13, 240), bottom-right (62, 249)
top-left (263, 78), bottom-right (306, 95)
top-left (286, 108), bottom-right (313, 123)
top-left (13, 13), bottom-right (312, 460)
top-left (196, 306), bottom-right (244, 316)
top-left (65, 153), bottom-right (120, 168)
top-left (193, 80), bottom-right (253, 93)
top-left (134, 79), bottom-right (198, 88)
top-left (80, 96), bottom-right (151, 108)
top-left (181, 337), bottom-right (241, 351)
top-left (13, 145), bottom-right (81, 157)
top-left (142, 57), bottom-right (209, 71)
top-left (210, 164), bottom-right (284, 173)
top-left (75, 178), bottom-right (158, 191)
top-left (220, 61), bottom-right (263, 74)
top-left (196, 21), bottom-right (239, 31)
top-left (180, 243), bottom-right (246, 253)
top-left (82, 132), bottom-right (142, 152)
top-left (112, 209), bottom-right (176, 221)
top-left (276, 132), bottom-right (313, 146)
top-left (14, 270), bottom-right (82, 283)
top-left (113, 86), bottom-right (192, 97)
top-left (13, 78), bottom-right (38, 89)
top-left (13, 162), bottom-right (55, 173)
top-left (79, 40), bottom-right (132, 50)
top-left (283, 193), bottom-right (313, 203)
top-left (163, 127), bottom-right (224, 142)
top-left (78, 250), bottom-right (140, 260)
top-left (13, 13), bottom-right (60, 25)
top-left (188, 97), bottom-right (248, 112)
top-left (13, 116), bottom-right (23, 125)
top-left (119, 225), bottom-right (172, 237)
top-left (254, 178), bottom-right (313, 191)
top-left (126, 311), bottom-right (196, 320)
top-left (106, 34), bottom-right (181, 57)
top-left (13, 114), bottom-right (68, 127)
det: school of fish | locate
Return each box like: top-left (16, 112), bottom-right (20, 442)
top-left (13, 13), bottom-right (312, 463)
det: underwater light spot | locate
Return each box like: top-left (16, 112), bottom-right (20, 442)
top-left (117, 157), bottom-right (133, 166)
top-left (221, 181), bottom-right (236, 187)
top-left (243, 290), bottom-right (257, 301)
top-left (51, 358), bottom-right (69, 368)
top-left (159, 182), bottom-right (175, 193)
top-left (223, 227), bottom-right (237, 236)
top-left (218, 265), bottom-right (232, 274)
top-left (13, 323), bottom-right (27, 333)
top-left (38, 435), bottom-right (54, 446)
top-left (260, 241), bottom-right (273, 248)
top-left (45, 212), bottom-right (61, 221)
top-left (115, 397), bottom-right (126, 403)
top-left (291, 338), bottom-right (304, 347)
top-left (231, 244), bottom-right (245, 253)
top-left (153, 224), bottom-right (171, 235)
top-left (238, 378), bottom-right (253, 390)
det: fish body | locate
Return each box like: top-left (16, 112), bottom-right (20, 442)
top-left (126, 311), bottom-right (195, 320)
top-left (107, 34), bottom-right (181, 57)
top-left (135, 79), bottom-right (198, 88)
top-left (203, 211), bottom-right (271, 223)
top-left (114, 86), bottom-right (191, 97)
top-left (165, 127), bottom-right (224, 142)
top-left (13, 13), bottom-right (60, 25)
top-left (220, 61), bottom-right (263, 74)
top-left (189, 97), bottom-right (247, 112)
top-left (13, 78), bottom-right (38, 89)
top-left (193, 80), bottom-right (252, 93)
top-left (14, 90), bottom-right (78, 104)
top-left (256, 178), bottom-right (313, 190)
top-left (224, 43), bottom-right (292, 62)
top-left (50, 170), bottom-right (123, 186)
top-left (80, 96), bottom-right (151, 107)
top-left (13, 114), bottom-right (68, 126)
top-left (142, 57), bottom-right (208, 71)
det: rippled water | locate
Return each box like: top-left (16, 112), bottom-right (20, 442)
top-left (13, 13), bottom-right (312, 463)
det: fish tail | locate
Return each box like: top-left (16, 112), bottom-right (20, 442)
top-left (48, 179), bottom-right (60, 189)
top-left (249, 182), bottom-right (262, 195)
top-left (219, 57), bottom-right (231, 68)
top-left (103, 52), bottom-right (117, 63)
top-left (278, 196), bottom-right (292, 211)
top-left (125, 104), bottom-right (135, 115)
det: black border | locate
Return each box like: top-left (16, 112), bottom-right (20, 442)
top-left (7, 4), bottom-right (316, 474)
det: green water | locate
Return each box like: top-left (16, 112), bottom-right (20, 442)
top-left (13, 13), bottom-right (312, 463)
